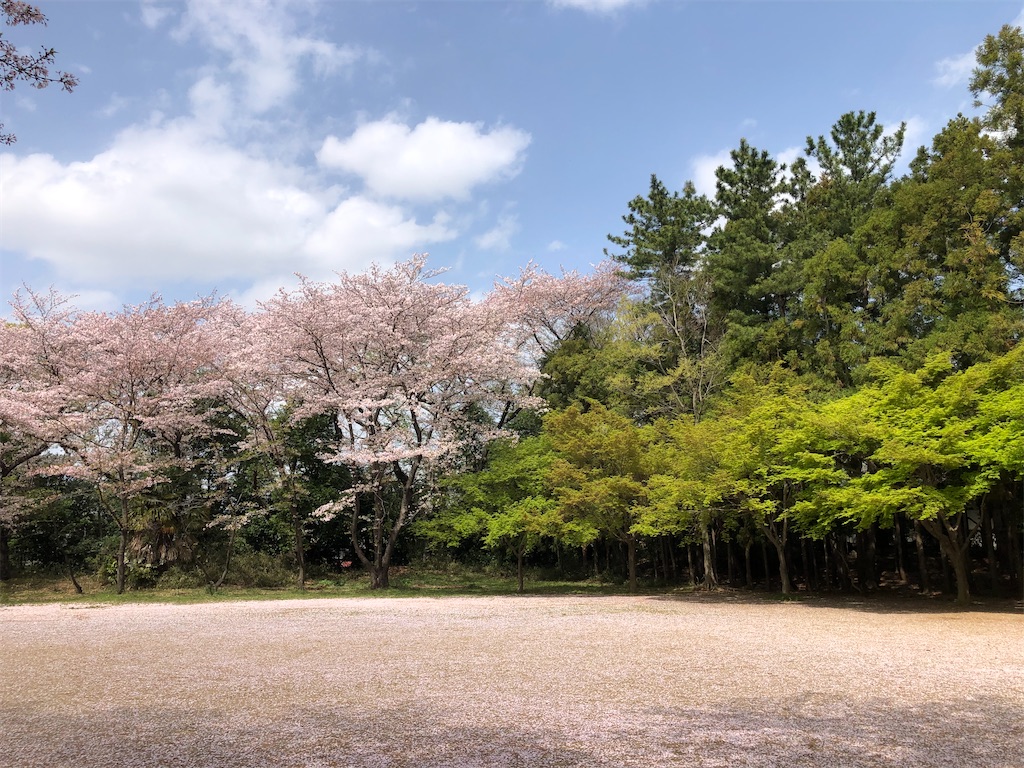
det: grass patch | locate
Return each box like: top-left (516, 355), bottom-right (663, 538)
top-left (0, 567), bottom-right (655, 605)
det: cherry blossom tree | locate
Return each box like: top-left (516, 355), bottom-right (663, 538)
top-left (209, 302), bottom-right (327, 589)
top-left (264, 256), bottom-right (541, 588)
top-left (0, 287), bottom-right (77, 580)
top-left (490, 259), bottom-right (630, 361)
top-left (51, 297), bottom-right (225, 593)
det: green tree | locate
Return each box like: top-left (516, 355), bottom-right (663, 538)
top-left (804, 110), bottom-right (906, 239)
top-left (606, 174), bottom-right (715, 300)
top-left (545, 404), bottom-right (654, 592)
top-left (716, 371), bottom-right (844, 594)
top-left (804, 350), bottom-right (1024, 604)
top-left (645, 417), bottom-right (733, 588)
top-left (707, 140), bottom-right (787, 316)
top-left (419, 437), bottom-right (562, 593)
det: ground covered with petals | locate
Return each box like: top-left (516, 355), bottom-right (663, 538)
top-left (2, 595), bottom-right (1021, 767)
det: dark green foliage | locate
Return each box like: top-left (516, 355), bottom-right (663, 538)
top-left (606, 174), bottom-right (715, 299)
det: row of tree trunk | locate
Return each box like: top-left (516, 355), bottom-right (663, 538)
top-left (575, 508), bottom-right (1022, 601)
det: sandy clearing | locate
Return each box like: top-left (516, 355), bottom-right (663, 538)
top-left (0, 595), bottom-right (1021, 767)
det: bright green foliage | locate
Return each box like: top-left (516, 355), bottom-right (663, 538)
top-left (416, 437), bottom-right (562, 592)
top-left (545, 404), bottom-right (655, 591)
top-left (960, 348), bottom-right (1024, 477)
top-left (642, 418), bottom-right (725, 537)
top-left (714, 372), bottom-right (845, 592)
top-left (794, 349), bottom-right (1024, 603)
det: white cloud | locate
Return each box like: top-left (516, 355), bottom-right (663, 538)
top-left (547, 240), bottom-right (567, 252)
top-left (174, 0), bottom-right (367, 114)
top-left (0, 0), bottom-right (524, 305)
top-left (1, 124), bottom-right (317, 285)
top-left (96, 94), bottom-right (130, 119)
top-left (318, 116), bottom-right (531, 202)
top-left (475, 214), bottom-right (519, 252)
top-left (942, 10), bottom-right (1024, 93)
top-left (305, 197), bottom-right (455, 265)
top-left (550, 0), bottom-right (648, 13)
top-left (899, 115), bottom-right (929, 155)
top-left (140, 2), bottom-right (175, 30)
top-left (934, 49), bottom-right (976, 89)
top-left (0, 114), bottom-right (454, 292)
top-left (63, 289), bottom-right (123, 314)
top-left (691, 149), bottom-right (731, 198)
top-left (776, 146), bottom-right (803, 169)
top-left (777, 146), bottom-right (821, 181)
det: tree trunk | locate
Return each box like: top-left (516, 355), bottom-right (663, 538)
top-left (944, 545), bottom-right (970, 606)
top-left (687, 544), bottom-right (696, 587)
top-left (663, 536), bottom-right (671, 585)
top-left (626, 537), bottom-right (637, 593)
top-left (894, 514), bottom-right (908, 585)
top-left (516, 547), bottom-right (525, 594)
top-left (67, 560), bottom-right (83, 594)
top-left (350, 493), bottom-right (390, 590)
top-left (116, 527), bottom-right (128, 595)
top-left (370, 564), bottom-right (390, 589)
top-left (822, 538), bottom-right (832, 592)
top-left (981, 498), bottom-right (999, 593)
top-left (921, 516), bottom-right (971, 606)
top-left (761, 538), bottom-right (771, 591)
top-left (831, 535), bottom-right (858, 592)
top-left (744, 540), bottom-right (752, 588)
top-left (212, 525), bottom-right (238, 591)
top-left (809, 539), bottom-right (820, 592)
top-left (913, 520), bottom-right (930, 593)
top-left (0, 525), bottom-right (10, 582)
top-left (1006, 494), bottom-right (1023, 591)
top-left (801, 537), bottom-right (811, 591)
top-left (857, 526), bottom-right (877, 591)
top-left (726, 538), bottom-right (736, 585)
top-left (292, 505), bottom-right (306, 591)
top-left (941, 547), bottom-right (953, 596)
top-left (776, 540), bottom-right (791, 595)
top-left (764, 518), bottom-right (790, 594)
top-left (701, 523), bottom-right (718, 589)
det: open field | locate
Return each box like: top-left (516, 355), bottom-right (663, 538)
top-left (1, 595), bottom-right (1021, 767)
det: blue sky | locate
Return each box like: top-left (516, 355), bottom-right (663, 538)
top-left (1, 0), bottom-right (1022, 312)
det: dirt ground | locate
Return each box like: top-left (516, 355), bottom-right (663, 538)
top-left (1, 594), bottom-right (1021, 767)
